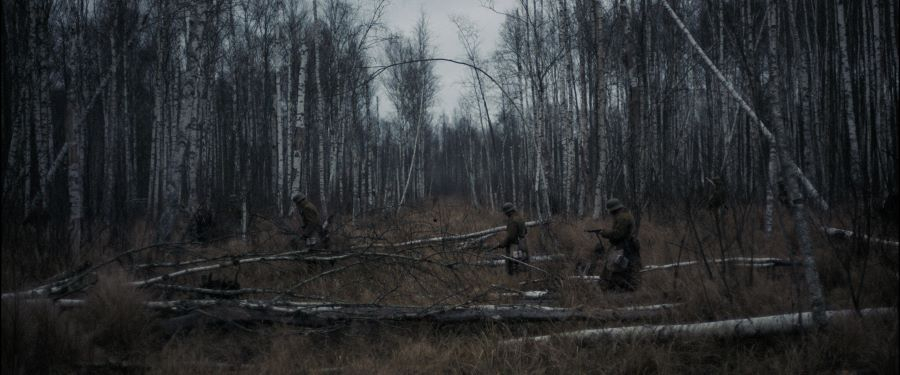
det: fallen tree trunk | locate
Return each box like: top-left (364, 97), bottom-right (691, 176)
top-left (158, 302), bottom-right (676, 332)
top-left (568, 257), bottom-right (798, 281)
top-left (4, 249), bottom-right (451, 299)
top-left (1, 271), bottom-right (97, 300)
top-left (496, 290), bottom-right (551, 299)
top-left (639, 257), bottom-right (798, 272)
top-left (43, 298), bottom-right (675, 329)
top-left (502, 307), bottom-right (896, 345)
top-left (473, 254), bottom-right (566, 267)
top-left (5, 223), bottom-right (552, 299)
top-left (2, 242), bottom-right (194, 300)
top-left (129, 250), bottom-right (453, 287)
top-left (822, 227), bottom-right (899, 248)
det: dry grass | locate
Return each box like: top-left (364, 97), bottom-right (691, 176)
top-left (2, 198), bottom-right (898, 373)
top-left (72, 267), bottom-right (158, 355)
top-left (1, 299), bottom-right (85, 374)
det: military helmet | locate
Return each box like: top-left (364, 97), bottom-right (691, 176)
top-left (291, 194), bottom-right (306, 203)
top-left (605, 198), bottom-right (624, 212)
top-left (501, 202), bottom-right (516, 215)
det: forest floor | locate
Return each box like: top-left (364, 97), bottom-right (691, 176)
top-left (2, 197), bottom-right (898, 374)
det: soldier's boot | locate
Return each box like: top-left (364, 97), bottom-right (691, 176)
top-left (319, 230), bottom-right (331, 250)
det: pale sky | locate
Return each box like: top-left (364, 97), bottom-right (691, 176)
top-left (376, 0), bottom-right (518, 119)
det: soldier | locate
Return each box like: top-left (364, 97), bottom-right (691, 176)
top-left (775, 177), bottom-right (790, 206)
top-left (495, 202), bottom-right (529, 275)
top-left (706, 176), bottom-right (727, 212)
top-left (190, 204), bottom-right (214, 243)
top-left (593, 198), bottom-right (642, 291)
top-left (292, 194), bottom-right (329, 249)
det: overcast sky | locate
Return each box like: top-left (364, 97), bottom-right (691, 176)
top-left (376, 0), bottom-right (518, 119)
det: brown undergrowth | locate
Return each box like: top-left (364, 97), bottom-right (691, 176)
top-left (2, 197), bottom-right (898, 373)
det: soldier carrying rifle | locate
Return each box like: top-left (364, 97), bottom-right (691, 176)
top-left (494, 202), bottom-right (529, 276)
top-left (586, 198), bottom-right (642, 292)
top-left (292, 194), bottom-right (330, 250)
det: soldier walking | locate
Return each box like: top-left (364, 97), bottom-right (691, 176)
top-left (292, 194), bottom-right (329, 249)
top-left (593, 198), bottom-right (641, 291)
top-left (706, 176), bottom-right (727, 212)
top-left (495, 202), bottom-right (529, 275)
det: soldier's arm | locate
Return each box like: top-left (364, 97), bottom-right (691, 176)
top-left (601, 218), bottom-right (628, 241)
top-left (300, 208), bottom-right (311, 227)
top-left (302, 205), bottom-right (320, 226)
top-left (498, 222), bottom-right (518, 248)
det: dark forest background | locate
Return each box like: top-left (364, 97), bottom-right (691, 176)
top-left (2, 0), bottom-right (897, 259)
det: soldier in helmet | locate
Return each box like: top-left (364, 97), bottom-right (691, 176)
top-left (190, 203), bottom-right (214, 243)
top-left (494, 202), bottom-right (529, 275)
top-left (292, 194), bottom-right (329, 249)
top-left (706, 176), bottom-right (727, 212)
top-left (592, 198), bottom-right (641, 291)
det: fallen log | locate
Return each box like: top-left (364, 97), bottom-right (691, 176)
top-left (4, 248), bottom-right (456, 299)
top-left (822, 227), bottom-right (899, 248)
top-left (1, 242), bottom-right (195, 300)
top-left (640, 257), bottom-right (798, 272)
top-left (473, 254), bottom-right (566, 267)
top-left (129, 250), bottom-right (453, 287)
top-left (159, 302), bottom-right (677, 332)
top-left (41, 298), bottom-right (675, 328)
top-left (1, 271), bottom-right (97, 300)
top-left (5, 223), bottom-right (553, 299)
top-left (502, 307), bottom-right (895, 345)
top-left (568, 257), bottom-right (798, 281)
top-left (496, 290), bottom-right (551, 299)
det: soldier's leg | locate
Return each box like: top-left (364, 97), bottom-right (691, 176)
top-left (629, 258), bottom-right (643, 290)
top-left (301, 225), bottom-right (318, 247)
top-left (505, 245), bottom-right (517, 275)
top-left (318, 227), bottom-right (330, 249)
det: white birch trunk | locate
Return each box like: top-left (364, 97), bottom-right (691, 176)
top-left (274, 67), bottom-right (285, 215)
top-left (30, 3), bottom-right (51, 210)
top-left (366, 92), bottom-right (376, 208)
top-left (148, 25), bottom-right (164, 216)
top-left (313, 0), bottom-right (327, 218)
top-left (764, 146), bottom-right (777, 235)
top-left (559, 0), bottom-right (576, 215)
top-left (185, 4), bottom-right (206, 211)
top-left (836, 0), bottom-right (863, 188)
top-left (766, 0), bottom-right (827, 328)
top-left (503, 308), bottom-right (895, 345)
top-left (397, 118), bottom-right (421, 210)
top-left (3, 85), bottom-right (26, 198)
top-left (591, 0), bottom-right (608, 219)
top-left (103, 11), bottom-right (119, 221)
top-left (870, 0), bottom-right (888, 191)
top-left (65, 9), bottom-right (84, 257)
